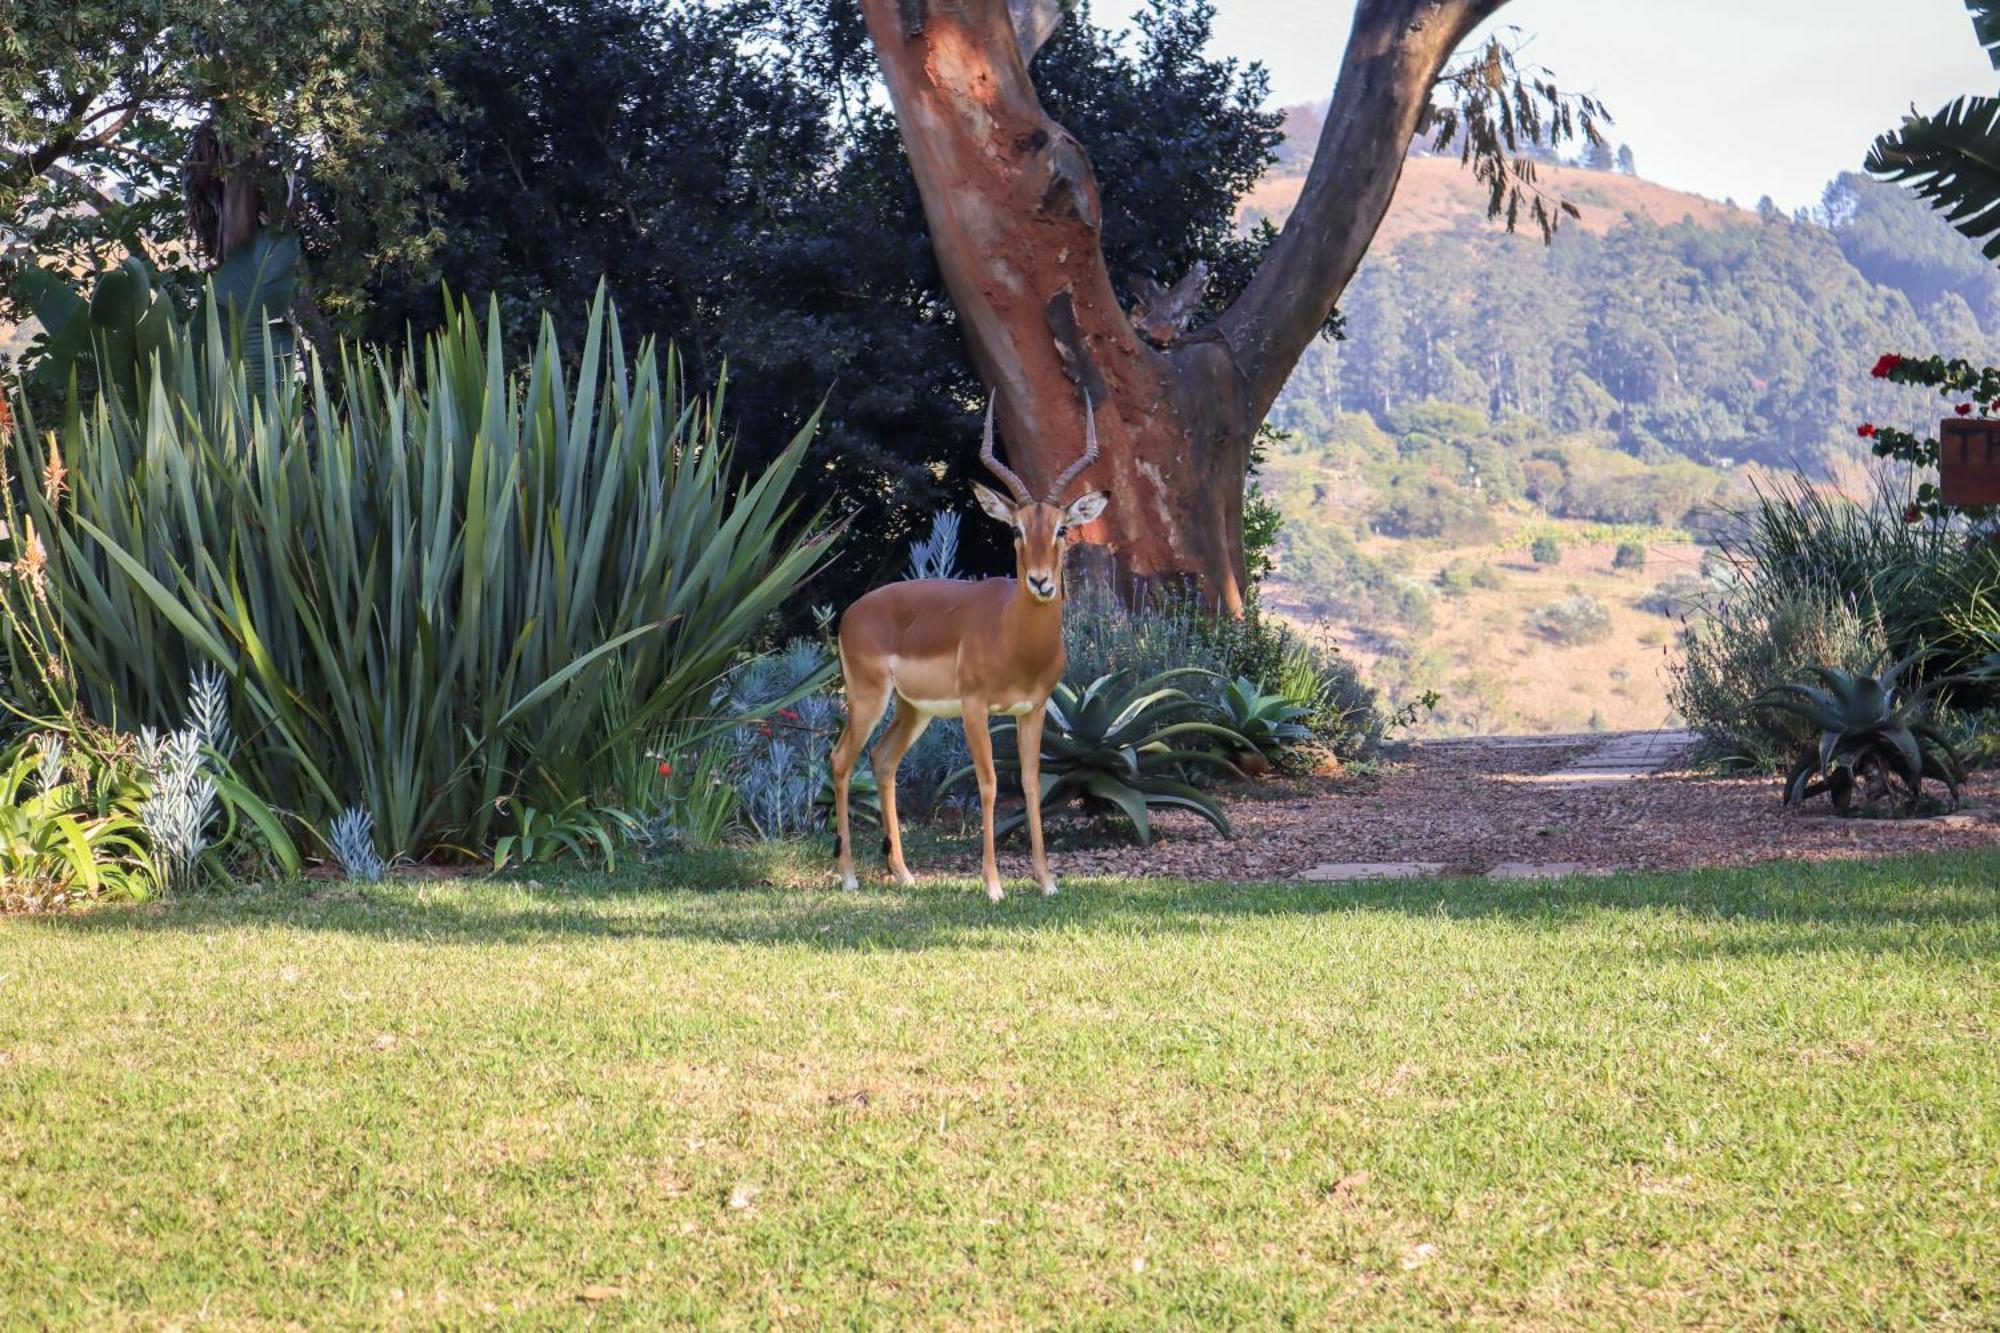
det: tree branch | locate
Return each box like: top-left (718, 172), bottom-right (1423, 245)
top-left (1214, 0), bottom-right (1510, 419)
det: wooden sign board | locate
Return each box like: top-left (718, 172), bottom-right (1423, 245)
top-left (1939, 417), bottom-right (2000, 506)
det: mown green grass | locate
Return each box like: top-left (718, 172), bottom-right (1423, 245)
top-left (3, 851), bottom-right (1998, 1328)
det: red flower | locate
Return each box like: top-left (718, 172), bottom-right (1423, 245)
top-left (1957, 403), bottom-right (1974, 416)
top-left (778, 708), bottom-right (800, 722)
top-left (1904, 504), bottom-right (1924, 524)
top-left (1871, 354), bottom-right (1903, 378)
top-left (658, 761), bottom-right (674, 777)
top-left (1857, 423), bottom-right (1876, 438)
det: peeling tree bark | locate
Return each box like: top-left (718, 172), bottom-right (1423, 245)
top-left (859, 0), bottom-right (1510, 612)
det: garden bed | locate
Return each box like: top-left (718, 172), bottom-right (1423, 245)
top-left (924, 733), bottom-right (2000, 884)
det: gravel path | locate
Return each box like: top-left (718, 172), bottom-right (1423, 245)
top-left (937, 731), bottom-right (2000, 883)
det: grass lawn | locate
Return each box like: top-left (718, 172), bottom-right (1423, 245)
top-left (3, 851), bottom-right (1998, 1327)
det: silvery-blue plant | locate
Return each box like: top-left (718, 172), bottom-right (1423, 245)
top-left (136, 724), bottom-right (217, 895)
top-left (187, 663), bottom-right (235, 759)
top-left (906, 510), bottom-right (964, 581)
top-left (33, 734), bottom-right (65, 795)
top-left (327, 805), bottom-right (385, 882)
top-left (714, 639), bottom-right (845, 838)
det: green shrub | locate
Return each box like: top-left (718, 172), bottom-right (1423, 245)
top-left (1669, 588), bottom-right (1889, 771)
top-left (4, 291), bottom-right (834, 860)
top-left (1529, 595), bottom-right (1612, 645)
top-left (1612, 541), bottom-right (1647, 570)
top-left (0, 731), bottom-right (154, 909)
top-left (1272, 522), bottom-right (1431, 629)
top-left (1437, 558), bottom-right (1505, 597)
top-left (1530, 535), bottom-right (1563, 566)
top-left (1639, 572), bottom-right (1717, 618)
top-left (1370, 463), bottom-right (1499, 543)
top-left (1713, 478), bottom-right (1996, 684)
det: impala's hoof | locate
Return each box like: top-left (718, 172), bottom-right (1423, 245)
top-left (893, 868), bottom-right (917, 887)
top-left (841, 874), bottom-right (859, 892)
top-left (1040, 877), bottom-right (1059, 897)
top-left (986, 883), bottom-right (1005, 904)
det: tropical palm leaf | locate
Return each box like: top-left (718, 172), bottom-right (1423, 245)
top-left (1866, 95), bottom-right (2000, 259)
top-left (1970, 0), bottom-right (2000, 69)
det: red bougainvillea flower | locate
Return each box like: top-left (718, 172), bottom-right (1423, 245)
top-left (1857, 423), bottom-right (1876, 438)
top-left (1871, 354), bottom-right (1903, 378)
top-left (658, 761), bottom-right (674, 777)
top-left (778, 708), bottom-right (800, 722)
top-left (1957, 403), bottom-right (1974, 416)
top-left (1904, 504), bottom-right (1924, 524)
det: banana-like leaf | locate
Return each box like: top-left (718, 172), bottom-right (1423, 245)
top-left (1867, 95), bottom-right (2000, 259)
top-left (1970, 0), bottom-right (2000, 68)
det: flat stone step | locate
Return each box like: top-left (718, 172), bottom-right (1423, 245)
top-left (1295, 861), bottom-right (1447, 883)
top-left (1487, 861), bottom-right (1609, 880)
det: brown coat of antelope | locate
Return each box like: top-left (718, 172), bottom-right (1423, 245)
top-left (830, 399), bottom-right (1109, 901)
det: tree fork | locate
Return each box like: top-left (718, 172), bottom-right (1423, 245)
top-left (860, 0), bottom-right (1511, 612)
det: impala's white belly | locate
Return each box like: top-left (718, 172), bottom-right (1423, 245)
top-left (886, 654), bottom-right (1037, 719)
top-left (899, 697), bottom-right (1040, 719)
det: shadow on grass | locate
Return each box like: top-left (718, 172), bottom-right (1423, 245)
top-left (26, 846), bottom-right (2000, 961)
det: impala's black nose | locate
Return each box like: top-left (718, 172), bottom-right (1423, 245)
top-left (1028, 575), bottom-right (1056, 599)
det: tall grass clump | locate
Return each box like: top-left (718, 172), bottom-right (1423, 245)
top-left (1669, 475), bottom-right (1998, 768)
top-left (3, 289), bottom-right (834, 859)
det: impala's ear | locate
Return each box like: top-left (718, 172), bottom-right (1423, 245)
top-left (972, 482), bottom-right (1018, 526)
top-left (1064, 490), bottom-right (1110, 526)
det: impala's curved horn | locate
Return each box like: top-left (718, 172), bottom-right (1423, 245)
top-left (979, 397), bottom-right (1032, 505)
top-left (1046, 396), bottom-right (1100, 503)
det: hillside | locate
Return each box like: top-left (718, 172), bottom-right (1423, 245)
top-left (1242, 154), bottom-right (1748, 251)
top-left (1252, 150), bottom-right (1999, 736)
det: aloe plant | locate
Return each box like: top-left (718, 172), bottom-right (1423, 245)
top-left (949, 669), bottom-right (1248, 845)
top-left (1219, 674), bottom-right (1311, 772)
top-left (1754, 653), bottom-right (1967, 815)
top-left (2, 286), bottom-right (835, 859)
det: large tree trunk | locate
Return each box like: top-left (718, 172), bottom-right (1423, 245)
top-left (859, 0), bottom-right (1509, 612)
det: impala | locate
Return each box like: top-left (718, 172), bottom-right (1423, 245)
top-left (830, 398), bottom-right (1109, 901)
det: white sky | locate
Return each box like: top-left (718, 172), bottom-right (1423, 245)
top-left (1111, 0), bottom-right (1997, 213)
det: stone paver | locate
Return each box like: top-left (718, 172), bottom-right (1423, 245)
top-left (1486, 861), bottom-right (1605, 880)
top-left (1294, 861), bottom-right (1447, 883)
top-left (1524, 729), bottom-right (1695, 787)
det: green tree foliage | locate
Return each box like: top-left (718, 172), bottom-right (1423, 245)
top-left (1823, 172), bottom-right (2000, 331)
top-left (345, 0), bottom-right (1280, 596)
top-left (0, 0), bottom-right (447, 311)
top-left (1272, 209), bottom-right (1994, 476)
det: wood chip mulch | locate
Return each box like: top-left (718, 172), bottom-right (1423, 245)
top-left (929, 736), bottom-right (2000, 882)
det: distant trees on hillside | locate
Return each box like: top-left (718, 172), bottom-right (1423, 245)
top-left (1272, 197), bottom-right (1995, 474)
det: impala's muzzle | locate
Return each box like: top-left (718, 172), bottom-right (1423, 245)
top-left (1026, 573), bottom-right (1058, 602)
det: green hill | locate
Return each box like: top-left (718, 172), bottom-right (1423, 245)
top-left (1253, 149), bottom-right (1995, 735)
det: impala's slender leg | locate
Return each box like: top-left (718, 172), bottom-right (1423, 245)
top-left (871, 701), bottom-right (931, 886)
top-left (831, 663), bottom-right (891, 892)
top-left (961, 700), bottom-right (1004, 902)
top-left (1017, 703), bottom-right (1056, 895)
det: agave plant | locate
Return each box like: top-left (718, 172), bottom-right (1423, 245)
top-left (1754, 654), bottom-right (1966, 815)
top-left (948, 669), bottom-right (1248, 845)
top-left (1219, 674), bottom-right (1311, 774)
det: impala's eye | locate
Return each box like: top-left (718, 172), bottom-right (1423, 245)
top-left (1056, 526), bottom-right (1069, 539)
